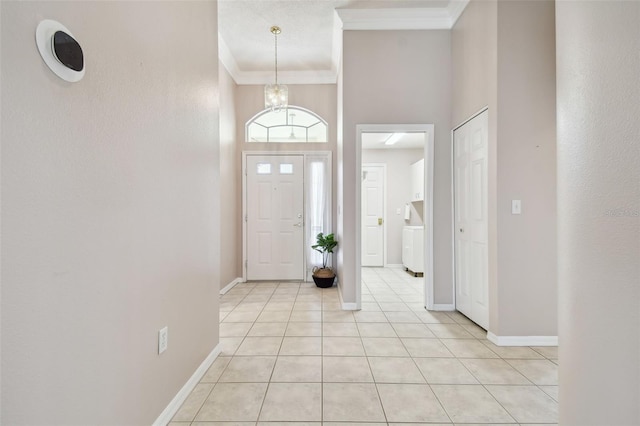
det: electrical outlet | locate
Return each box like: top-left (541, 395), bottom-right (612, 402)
top-left (158, 326), bottom-right (168, 354)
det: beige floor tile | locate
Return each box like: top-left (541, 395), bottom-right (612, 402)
top-left (279, 336), bottom-right (322, 355)
top-left (323, 383), bottom-right (386, 422)
top-left (362, 337), bottom-right (410, 357)
top-left (194, 383), bottom-right (267, 422)
top-left (293, 301), bottom-right (323, 311)
top-left (323, 301), bottom-right (343, 310)
top-left (427, 323), bottom-right (475, 339)
top-left (257, 423), bottom-right (320, 426)
top-left (232, 300), bottom-right (267, 311)
top-left (219, 311), bottom-right (230, 321)
top-left (235, 337), bottom-right (283, 356)
top-left (263, 301), bottom-right (294, 311)
top-left (325, 423), bottom-right (386, 426)
top-left (414, 310), bottom-right (457, 324)
top-left (219, 337), bottom-right (243, 356)
top-left (285, 322), bottom-right (322, 336)
top-left (223, 310), bottom-right (261, 323)
top-left (255, 311), bottom-right (291, 323)
top-left (368, 357), bottom-right (424, 383)
top-left (353, 311), bottom-right (389, 322)
top-left (357, 322), bottom-right (398, 337)
top-left (218, 356), bottom-right (276, 382)
top-left (391, 323), bottom-right (436, 338)
top-left (486, 385), bottom-right (558, 424)
top-left (247, 322), bottom-right (287, 337)
top-left (220, 322), bottom-right (253, 337)
top-left (507, 359), bottom-right (558, 385)
top-left (259, 383), bottom-right (322, 421)
top-left (461, 323), bottom-right (488, 339)
top-left (378, 302), bottom-right (410, 312)
top-left (460, 359), bottom-right (531, 385)
top-left (289, 310), bottom-right (322, 322)
top-left (531, 346), bottom-right (558, 359)
top-left (539, 385), bottom-right (559, 402)
top-left (384, 311), bottom-right (422, 323)
top-left (192, 422), bottom-right (256, 426)
top-left (377, 383), bottom-right (450, 423)
top-left (401, 338), bottom-right (454, 358)
top-left (430, 384), bottom-right (515, 424)
top-left (323, 356), bottom-right (374, 382)
top-left (323, 322), bottom-right (360, 337)
top-left (481, 341), bottom-right (544, 359)
top-left (201, 356), bottom-right (232, 382)
top-left (413, 358), bottom-right (479, 384)
top-left (441, 339), bottom-right (499, 358)
top-left (445, 311), bottom-right (475, 325)
top-left (360, 302), bottom-right (382, 312)
top-left (171, 383), bottom-right (214, 421)
top-left (323, 310), bottom-right (356, 322)
top-left (323, 337), bottom-right (365, 356)
top-left (271, 356), bottom-right (322, 382)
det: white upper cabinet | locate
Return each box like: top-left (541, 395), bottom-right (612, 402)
top-left (411, 158), bottom-right (424, 202)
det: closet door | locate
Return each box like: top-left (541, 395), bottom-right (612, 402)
top-left (454, 110), bottom-right (489, 329)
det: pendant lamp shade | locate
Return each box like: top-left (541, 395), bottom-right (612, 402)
top-left (264, 26), bottom-right (288, 112)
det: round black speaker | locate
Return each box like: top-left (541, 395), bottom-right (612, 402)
top-left (51, 30), bottom-right (83, 72)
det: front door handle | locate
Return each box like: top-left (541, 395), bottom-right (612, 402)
top-left (293, 222), bottom-right (303, 227)
top-left (378, 218), bottom-right (383, 225)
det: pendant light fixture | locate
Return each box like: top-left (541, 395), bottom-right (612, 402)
top-left (264, 25), bottom-right (288, 112)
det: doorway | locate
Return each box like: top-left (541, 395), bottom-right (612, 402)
top-left (356, 124), bottom-right (435, 309)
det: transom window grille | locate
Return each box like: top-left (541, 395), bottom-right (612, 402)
top-left (246, 105), bottom-right (328, 143)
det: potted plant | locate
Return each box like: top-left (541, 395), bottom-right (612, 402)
top-left (311, 232), bottom-right (338, 288)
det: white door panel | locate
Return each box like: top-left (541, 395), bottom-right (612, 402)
top-left (362, 165), bottom-right (384, 266)
top-left (454, 110), bottom-right (489, 329)
top-left (247, 155), bottom-right (304, 280)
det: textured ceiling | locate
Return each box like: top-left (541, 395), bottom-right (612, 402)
top-left (218, 0), bottom-right (461, 84)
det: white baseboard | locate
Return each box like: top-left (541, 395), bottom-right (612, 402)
top-left (220, 277), bottom-right (244, 295)
top-left (431, 304), bottom-right (455, 311)
top-left (153, 344), bottom-right (221, 426)
top-left (487, 332), bottom-right (558, 347)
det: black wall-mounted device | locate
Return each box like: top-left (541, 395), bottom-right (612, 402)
top-left (52, 31), bottom-right (83, 72)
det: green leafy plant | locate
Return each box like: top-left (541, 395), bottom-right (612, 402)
top-left (312, 232), bottom-right (338, 270)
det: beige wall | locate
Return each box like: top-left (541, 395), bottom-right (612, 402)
top-left (219, 64), bottom-right (241, 290)
top-left (341, 30), bottom-right (452, 304)
top-left (557, 1), bottom-right (640, 423)
top-left (452, 0), bottom-right (557, 337)
top-left (0, 2), bottom-right (220, 424)
top-left (362, 149), bottom-right (424, 264)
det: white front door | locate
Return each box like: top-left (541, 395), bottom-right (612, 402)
top-left (246, 155), bottom-right (304, 280)
top-left (454, 110), bottom-right (489, 329)
top-left (362, 164), bottom-right (385, 266)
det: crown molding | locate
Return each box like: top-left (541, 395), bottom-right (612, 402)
top-left (219, 1), bottom-right (469, 85)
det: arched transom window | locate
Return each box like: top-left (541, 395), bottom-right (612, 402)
top-left (246, 105), bottom-right (328, 143)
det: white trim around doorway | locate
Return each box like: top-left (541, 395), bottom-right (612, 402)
top-left (355, 124), bottom-right (435, 311)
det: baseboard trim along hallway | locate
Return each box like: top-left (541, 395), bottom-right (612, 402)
top-left (220, 277), bottom-right (244, 295)
top-left (488, 332), bottom-right (558, 347)
top-left (153, 344), bottom-right (222, 426)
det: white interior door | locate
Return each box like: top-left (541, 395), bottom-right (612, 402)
top-left (454, 110), bottom-right (489, 329)
top-left (362, 164), bottom-right (385, 266)
top-left (246, 155), bottom-right (304, 280)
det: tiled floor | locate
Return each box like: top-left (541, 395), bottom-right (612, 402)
top-left (171, 266), bottom-right (558, 425)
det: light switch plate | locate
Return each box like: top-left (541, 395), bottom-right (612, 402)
top-left (512, 200), bottom-right (522, 215)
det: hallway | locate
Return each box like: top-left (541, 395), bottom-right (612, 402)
top-left (171, 269), bottom-right (558, 424)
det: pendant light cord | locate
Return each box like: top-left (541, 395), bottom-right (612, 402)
top-left (274, 31), bottom-right (278, 85)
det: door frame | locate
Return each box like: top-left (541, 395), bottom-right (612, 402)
top-left (451, 107), bottom-right (489, 317)
top-left (242, 151), bottom-right (332, 282)
top-left (355, 124), bottom-right (435, 310)
top-left (361, 163), bottom-right (387, 267)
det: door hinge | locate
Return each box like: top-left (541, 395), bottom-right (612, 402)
top-left (244, 215), bottom-right (248, 222)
